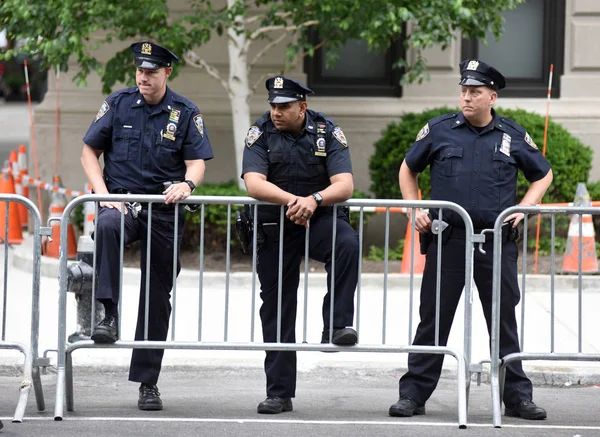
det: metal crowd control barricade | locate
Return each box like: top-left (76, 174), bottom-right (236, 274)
top-left (54, 195), bottom-right (477, 428)
top-left (490, 205), bottom-right (600, 427)
top-left (0, 194), bottom-right (48, 422)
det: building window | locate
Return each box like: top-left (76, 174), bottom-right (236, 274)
top-left (461, 0), bottom-right (565, 98)
top-left (304, 31), bottom-right (404, 97)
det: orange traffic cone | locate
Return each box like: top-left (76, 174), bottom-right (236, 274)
top-left (42, 176), bottom-right (77, 259)
top-left (400, 222), bottom-right (426, 274)
top-left (0, 167), bottom-right (24, 244)
top-left (9, 149), bottom-right (28, 227)
top-left (562, 183), bottom-right (598, 274)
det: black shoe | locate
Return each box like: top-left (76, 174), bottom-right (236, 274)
top-left (91, 315), bottom-right (118, 344)
top-left (0, 419), bottom-right (3, 430)
top-left (321, 328), bottom-right (358, 345)
top-left (257, 396), bottom-right (293, 414)
top-left (138, 383), bottom-right (163, 411)
top-left (505, 400), bottom-right (546, 420)
top-left (389, 396), bottom-right (426, 417)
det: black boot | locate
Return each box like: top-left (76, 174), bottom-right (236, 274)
top-left (389, 396), bottom-right (426, 417)
top-left (257, 396), bottom-right (293, 414)
top-left (505, 400), bottom-right (547, 420)
top-left (91, 314), bottom-right (118, 344)
top-left (138, 383), bottom-right (163, 411)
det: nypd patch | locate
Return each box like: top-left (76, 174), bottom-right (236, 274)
top-left (333, 126), bottom-right (347, 147)
top-left (95, 101), bottom-right (110, 122)
top-left (193, 114), bottom-right (204, 138)
top-left (416, 123), bottom-right (430, 141)
top-left (524, 132), bottom-right (538, 149)
top-left (245, 126), bottom-right (262, 147)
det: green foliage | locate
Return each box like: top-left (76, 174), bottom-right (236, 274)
top-left (367, 240), bottom-right (404, 261)
top-left (0, 0), bottom-right (523, 94)
top-left (183, 180), bottom-right (246, 251)
top-left (370, 106), bottom-right (593, 205)
top-left (348, 189), bottom-right (373, 232)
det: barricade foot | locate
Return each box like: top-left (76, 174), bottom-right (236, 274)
top-left (66, 352), bottom-right (74, 412)
top-left (12, 380), bottom-right (31, 423)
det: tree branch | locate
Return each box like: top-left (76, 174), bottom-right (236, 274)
top-left (183, 50), bottom-right (231, 96)
top-left (244, 11), bottom-right (291, 26)
top-left (247, 32), bottom-right (288, 72)
top-left (249, 19), bottom-right (319, 41)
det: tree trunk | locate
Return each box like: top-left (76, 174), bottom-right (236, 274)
top-left (227, 7), bottom-right (251, 191)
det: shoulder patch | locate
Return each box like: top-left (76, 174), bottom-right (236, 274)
top-left (524, 131), bottom-right (538, 149)
top-left (333, 126), bottom-right (348, 147)
top-left (95, 101), bottom-right (110, 122)
top-left (193, 114), bottom-right (204, 138)
top-left (416, 123), bottom-right (430, 141)
top-left (245, 126), bottom-right (263, 148)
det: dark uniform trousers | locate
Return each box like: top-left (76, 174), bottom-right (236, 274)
top-left (94, 206), bottom-right (184, 384)
top-left (257, 212), bottom-right (359, 398)
top-left (399, 233), bottom-right (533, 408)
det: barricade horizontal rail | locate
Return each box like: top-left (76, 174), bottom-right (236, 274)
top-left (0, 194), bottom-right (45, 422)
top-left (490, 205), bottom-right (600, 428)
top-left (55, 194), bottom-right (477, 427)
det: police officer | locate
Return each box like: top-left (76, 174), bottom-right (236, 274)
top-left (81, 41), bottom-right (214, 410)
top-left (242, 76), bottom-right (359, 414)
top-left (390, 60), bottom-right (553, 420)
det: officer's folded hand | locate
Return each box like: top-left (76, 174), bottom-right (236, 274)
top-left (411, 208), bottom-right (431, 233)
top-left (286, 197), bottom-right (313, 228)
top-left (164, 182), bottom-right (191, 204)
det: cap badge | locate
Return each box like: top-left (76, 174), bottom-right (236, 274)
top-left (141, 43), bottom-right (152, 55)
top-left (466, 60), bottom-right (479, 71)
top-left (274, 77), bottom-right (284, 89)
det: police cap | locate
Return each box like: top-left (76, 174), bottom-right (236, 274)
top-left (459, 59), bottom-right (506, 91)
top-left (265, 76), bottom-right (314, 104)
top-left (130, 41), bottom-right (179, 70)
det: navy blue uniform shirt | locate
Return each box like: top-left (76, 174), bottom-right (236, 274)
top-left (405, 109), bottom-right (551, 229)
top-left (241, 108), bottom-right (352, 194)
top-left (83, 86), bottom-right (214, 194)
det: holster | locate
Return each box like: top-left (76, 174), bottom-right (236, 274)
top-left (502, 219), bottom-right (519, 242)
top-left (235, 210), bottom-right (252, 254)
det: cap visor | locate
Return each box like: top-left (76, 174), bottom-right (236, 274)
top-left (459, 77), bottom-right (487, 87)
top-left (134, 59), bottom-right (162, 70)
top-left (268, 95), bottom-right (299, 104)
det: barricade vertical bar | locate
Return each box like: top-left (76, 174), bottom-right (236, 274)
top-left (302, 225), bottom-right (310, 343)
top-left (171, 206), bottom-right (179, 341)
top-left (276, 207), bottom-right (284, 343)
top-left (490, 214), bottom-right (504, 427)
top-left (198, 204), bottom-right (205, 341)
top-left (408, 207), bottom-right (416, 343)
top-left (520, 215), bottom-right (528, 350)
top-left (328, 206), bottom-right (338, 343)
top-left (2, 202), bottom-right (7, 340)
top-left (434, 209), bottom-right (443, 347)
top-left (224, 205), bottom-right (232, 341)
top-left (91, 201), bottom-right (99, 338)
top-left (118, 205), bottom-right (126, 339)
top-left (144, 204), bottom-right (153, 340)
top-left (250, 205), bottom-right (258, 342)
top-left (382, 208), bottom-right (390, 344)
top-left (356, 208), bottom-right (364, 339)
top-left (461, 208), bottom-right (475, 416)
top-left (578, 214), bottom-right (583, 353)
top-left (550, 215), bottom-right (556, 351)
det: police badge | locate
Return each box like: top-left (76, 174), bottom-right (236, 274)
top-left (315, 137), bottom-right (327, 156)
top-left (524, 132), bottom-right (538, 149)
top-left (274, 77), bottom-right (284, 89)
top-left (415, 123), bottom-right (429, 141)
top-left (193, 114), bottom-right (204, 138)
top-left (163, 123), bottom-right (177, 141)
top-left (95, 101), bottom-right (110, 122)
top-left (246, 126), bottom-right (262, 147)
top-left (141, 43), bottom-right (152, 55)
top-left (333, 126), bottom-right (347, 147)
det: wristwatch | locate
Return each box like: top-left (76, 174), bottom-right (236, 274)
top-left (184, 180), bottom-right (196, 192)
top-left (311, 192), bottom-right (323, 206)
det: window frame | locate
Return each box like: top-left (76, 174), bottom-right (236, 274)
top-left (461, 0), bottom-right (565, 98)
top-left (304, 29), bottom-right (405, 98)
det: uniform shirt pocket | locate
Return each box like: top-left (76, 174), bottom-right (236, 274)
top-left (435, 147), bottom-right (463, 177)
top-left (156, 134), bottom-right (184, 165)
top-left (307, 155), bottom-right (327, 178)
top-left (492, 153), bottom-right (517, 181)
top-left (112, 128), bottom-right (141, 162)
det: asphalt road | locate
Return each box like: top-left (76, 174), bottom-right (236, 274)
top-left (1, 366), bottom-right (599, 437)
